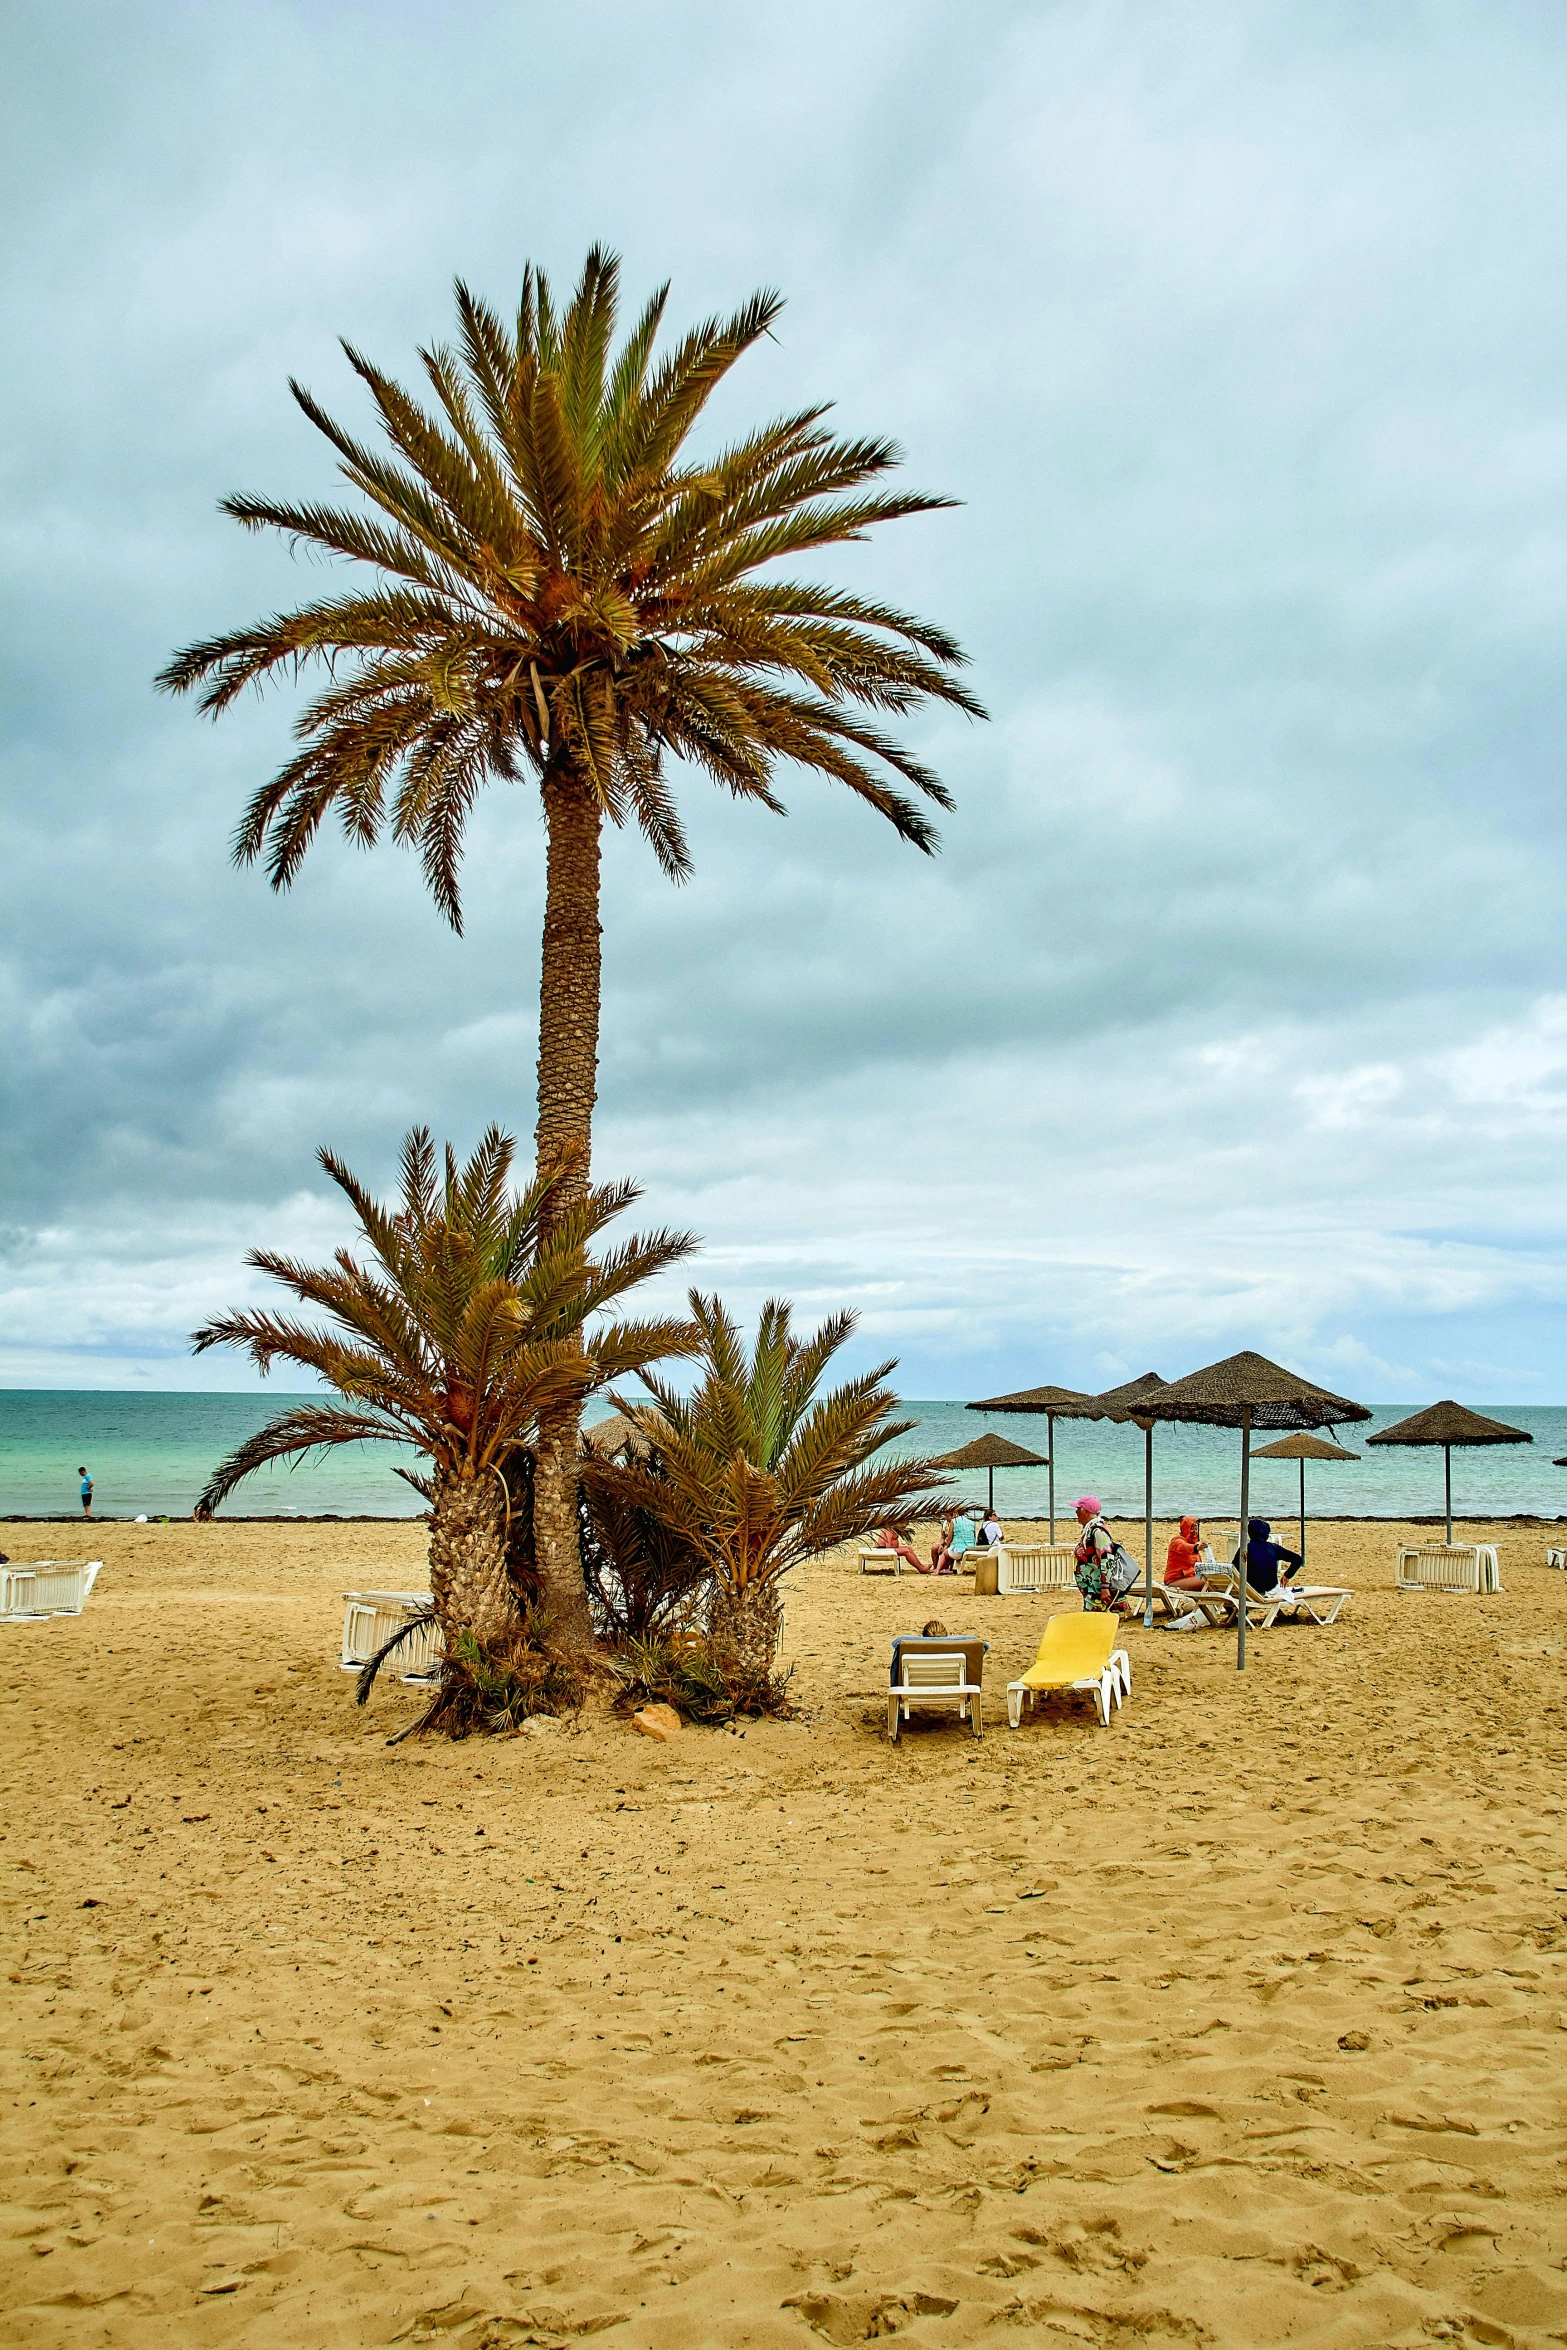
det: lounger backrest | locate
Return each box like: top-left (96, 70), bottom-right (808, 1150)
top-left (1000, 1545), bottom-right (1076, 1591)
top-left (889, 1635), bottom-right (987, 1688)
top-left (1030, 1614), bottom-right (1118, 1677)
top-left (900, 1651), bottom-right (968, 1691)
top-left (1399, 1545), bottom-right (1482, 1590)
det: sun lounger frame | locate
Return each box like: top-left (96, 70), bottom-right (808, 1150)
top-left (1395, 1544), bottom-right (1502, 1594)
top-left (992, 1543), bottom-right (1076, 1594)
top-left (0, 1561), bottom-right (101, 1619)
top-left (887, 1636), bottom-right (986, 1741)
top-left (1005, 1616), bottom-right (1124, 1729)
top-left (340, 1590), bottom-right (443, 1682)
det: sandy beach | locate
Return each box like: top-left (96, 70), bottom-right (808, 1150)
top-left (3, 1518), bottom-right (1566, 2347)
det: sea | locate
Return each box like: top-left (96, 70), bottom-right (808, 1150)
top-left (3, 1390), bottom-right (1566, 1524)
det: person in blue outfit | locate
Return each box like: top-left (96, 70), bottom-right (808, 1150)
top-left (1245, 1515), bottom-right (1302, 1594)
top-left (78, 1466), bottom-right (94, 1519)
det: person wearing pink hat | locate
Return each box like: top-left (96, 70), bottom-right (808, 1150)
top-left (1073, 1494), bottom-right (1129, 1615)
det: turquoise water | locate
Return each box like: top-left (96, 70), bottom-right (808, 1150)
top-left (3, 1390), bottom-right (1566, 1522)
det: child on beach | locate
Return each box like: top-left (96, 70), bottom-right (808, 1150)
top-left (78, 1466), bottom-right (93, 1518)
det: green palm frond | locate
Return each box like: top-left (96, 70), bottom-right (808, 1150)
top-left (600, 1292), bottom-right (950, 1596)
top-left (192, 1126), bottom-right (700, 1506)
top-left (159, 246), bottom-right (982, 931)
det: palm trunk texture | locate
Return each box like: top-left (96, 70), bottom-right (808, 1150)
top-left (710, 1576), bottom-right (782, 1704)
top-left (428, 1464), bottom-right (518, 1651)
top-left (532, 764), bottom-right (603, 1653)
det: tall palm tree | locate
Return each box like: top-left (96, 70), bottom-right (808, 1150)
top-left (192, 1125), bottom-right (696, 1668)
top-left (592, 1293), bottom-right (952, 1681)
top-left (158, 244), bottom-right (983, 1631)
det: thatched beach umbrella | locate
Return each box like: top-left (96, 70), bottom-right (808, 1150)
top-left (1088, 1373), bottom-right (1169, 1627)
top-left (1366, 1401), bottom-right (1532, 1543)
top-left (965, 1385), bottom-right (1099, 1540)
top-left (927, 1433), bottom-right (1049, 1515)
top-left (1248, 1432), bottom-right (1360, 1568)
top-left (1135, 1352), bottom-right (1371, 1669)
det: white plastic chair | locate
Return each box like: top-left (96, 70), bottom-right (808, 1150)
top-left (859, 1546), bottom-right (902, 1576)
top-left (1548, 1547), bottom-right (1567, 1572)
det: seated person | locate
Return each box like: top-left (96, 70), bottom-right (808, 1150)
top-left (1165, 1514), bottom-right (1207, 1590)
top-left (875, 1523), bottom-right (928, 1574)
top-left (978, 1508), bottom-right (1003, 1548)
top-left (930, 1514), bottom-right (957, 1573)
top-left (949, 1511), bottom-right (978, 1567)
top-left (1244, 1515), bottom-right (1303, 1594)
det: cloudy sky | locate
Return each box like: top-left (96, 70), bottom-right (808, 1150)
top-left (4, 0), bottom-right (1567, 1401)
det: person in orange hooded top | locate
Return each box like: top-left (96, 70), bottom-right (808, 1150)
top-left (1165, 1515), bottom-right (1206, 1591)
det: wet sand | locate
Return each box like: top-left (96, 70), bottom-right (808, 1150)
top-left (2, 1516), bottom-right (1566, 2348)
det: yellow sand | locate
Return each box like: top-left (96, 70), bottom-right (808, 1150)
top-left (2, 1516), bottom-right (1566, 2347)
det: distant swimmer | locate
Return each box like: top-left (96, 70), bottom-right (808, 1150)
top-left (78, 1465), bottom-right (93, 1518)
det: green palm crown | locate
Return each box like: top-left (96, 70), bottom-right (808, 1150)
top-left (158, 244), bottom-right (984, 926)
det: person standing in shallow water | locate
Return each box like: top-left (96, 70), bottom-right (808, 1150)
top-left (78, 1466), bottom-right (93, 1519)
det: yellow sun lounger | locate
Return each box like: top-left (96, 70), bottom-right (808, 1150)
top-left (1006, 1613), bottom-right (1123, 1729)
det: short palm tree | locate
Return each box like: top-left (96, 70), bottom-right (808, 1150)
top-left (192, 1126), bottom-right (697, 1684)
top-left (591, 1293), bottom-right (952, 1682)
top-left (157, 245), bottom-right (983, 1637)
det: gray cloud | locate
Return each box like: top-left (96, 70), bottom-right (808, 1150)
top-left (4, 0), bottom-right (1567, 1398)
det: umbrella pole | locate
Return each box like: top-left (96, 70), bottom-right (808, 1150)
top-left (1237, 1409), bottom-right (1252, 1672)
top-left (1143, 1421), bottom-right (1155, 1628)
top-left (1048, 1418), bottom-right (1056, 1545)
top-left (988, 1463), bottom-right (995, 1515)
top-left (1299, 1457), bottom-right (1307, 1568)
top-left (1445, 1444), bottom-right (1452, 1545)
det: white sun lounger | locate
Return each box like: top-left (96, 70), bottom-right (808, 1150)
top-left (340, 1591), bottom-right (443, 1682)
top-left (887, 1635), bottom-right (986, 1741)
top-left (1395, 1544), bottom-right (1502, 1594)
top-left (0, 1561), bottom-right (102, 1619)
top-left (1548, 1547), bottom-right (1567, 1572)
top-left (1248, 1583), bottom-right (1353, 1627)
top-left (859, 1546), bottom-right (904, 1576)
top-left (993, 1543), bottom-right (1077, 1595)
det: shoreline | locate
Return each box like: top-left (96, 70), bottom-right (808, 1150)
top-left (8, 1509), bottom-right (1567, 1526)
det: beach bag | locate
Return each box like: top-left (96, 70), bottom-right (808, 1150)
top-left (1105, 1545), bottom-right (1140, 1599)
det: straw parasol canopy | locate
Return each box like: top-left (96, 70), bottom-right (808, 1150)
top-left (1249, 1432), bottom-right (1361, 1565)
top-left (1088, 1374), bottom-right (1169, 1624)
top-left (1132, 1352), bottom-right (1371, 1669)
top-left (1147, 1351), bottom-right (1370, 1432)
top-left (1249, 1433), bottom-right (1362, 1461)
top-left (1366, 1401), bottom-right (1531, 1542)
top-left (965, 1383), bottom-right (1115, 1540)
top-left (580, 1411), bottom-right (656, 1462)
top-left (927, 1432), bottom-right (1048, 1514)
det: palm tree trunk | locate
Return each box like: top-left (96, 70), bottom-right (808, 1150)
top-left (428, 1464), bottom-right (518, 1649)
top-left (532, 761), bottom-right (602, 1653)
top-left (709, 1574), bottom-right (782, 1704)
